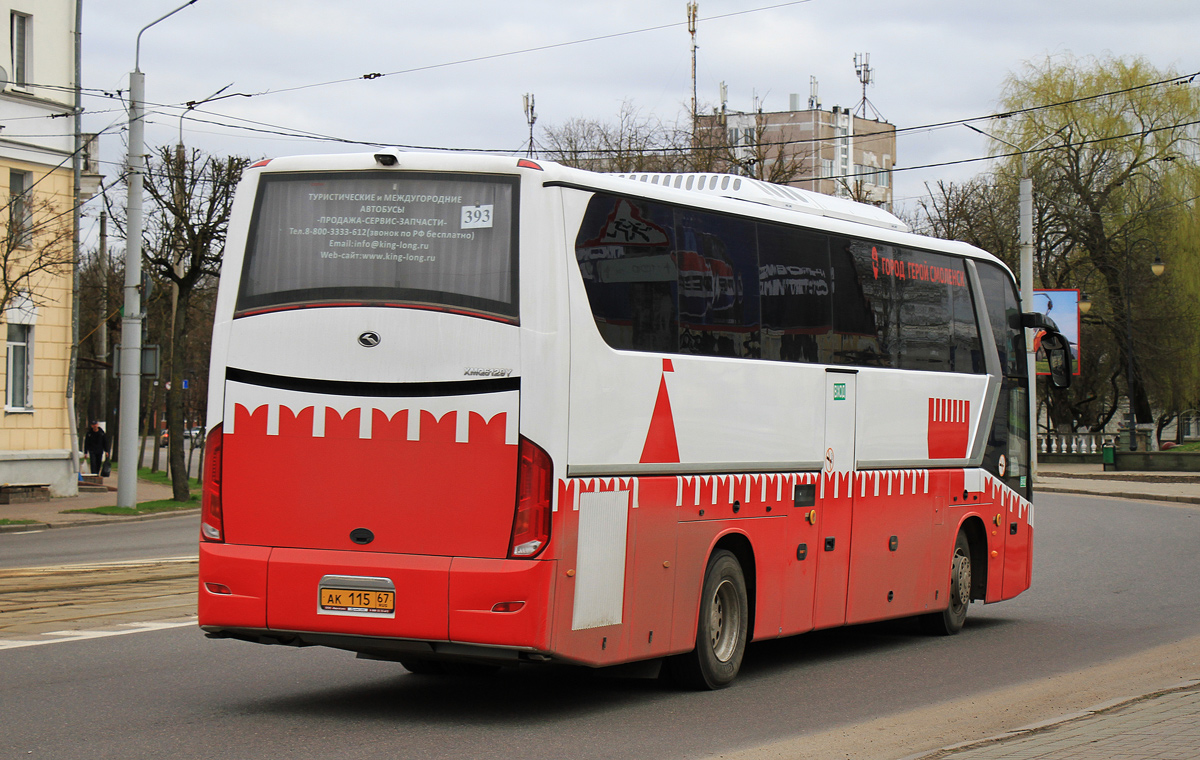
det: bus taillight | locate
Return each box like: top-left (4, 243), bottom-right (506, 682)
top-left (509, 436), bottom-right (553, 558)
top-left (201, 423), bottom-right (224, 542)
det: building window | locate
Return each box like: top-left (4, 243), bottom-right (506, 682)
top-left (9, 170), bottom-right (32, 248)
top-left (6, 323), bottom-right (32, 410)
top-left (11, 12), bottom-right (29, 87)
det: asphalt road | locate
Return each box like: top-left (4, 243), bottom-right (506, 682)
top-left (2, 492), bottom-right (1198, 760)
top-left (0, 514), bottom-right (199, 569)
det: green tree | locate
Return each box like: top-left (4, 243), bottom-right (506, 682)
top-left (916, 56), bottom-right (1200, 442)
top-left (990, 55), bottom-right (1200, 437)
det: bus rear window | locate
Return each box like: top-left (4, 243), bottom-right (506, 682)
top-left (236, 171), bottom-right (518, 319)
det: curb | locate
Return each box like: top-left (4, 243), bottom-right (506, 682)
top-left (0, 508), bottom-right (200, 534)
top-left (897, 679), bottom-right (1200, 760)
top-left (1035, 485), bottom-right (1200, 505)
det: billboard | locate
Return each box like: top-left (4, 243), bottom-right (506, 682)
top-left (1031, 289), bottom-right (1081, 376)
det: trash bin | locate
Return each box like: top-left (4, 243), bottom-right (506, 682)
top-left (1102, 442), bottom-right (1116, 471)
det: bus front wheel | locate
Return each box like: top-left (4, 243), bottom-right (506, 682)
top-left (921, 529), bottom-right (972, 636)
top-left (669, 550), bottom-right (749, 689)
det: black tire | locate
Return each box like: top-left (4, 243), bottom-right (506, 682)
top-left (668, 550), bottom-right (749, 690)
top-left (921, 529), bottom-right (972, 636)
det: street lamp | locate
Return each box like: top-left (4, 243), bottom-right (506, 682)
top-left (117, 0), bottom-right (200, 509)
top-left (1122, 239), bottom-right (1165, 452)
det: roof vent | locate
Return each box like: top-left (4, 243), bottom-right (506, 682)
top-left (610, 172), bottom-right (908, 232)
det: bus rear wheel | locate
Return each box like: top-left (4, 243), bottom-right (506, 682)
top-left (921, 529), bottom-right (972, 636)
top-left (669, 550), bottom-right (749, 690)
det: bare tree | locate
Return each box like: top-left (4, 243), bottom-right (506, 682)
top-left (1, 182), bottom-right (74, 314)
top-left (541, 100), bottom-right (811, 183)
top-left (541, 100), bottom-right (684, 173)
top-left (142, 146), bottom-right (250, 500)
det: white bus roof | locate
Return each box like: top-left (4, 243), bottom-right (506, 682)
top-left (610, 171), bottom-right (909, 233)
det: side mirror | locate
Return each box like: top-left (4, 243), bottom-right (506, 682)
top-left (1039, 331), bottom-right (1073, 389)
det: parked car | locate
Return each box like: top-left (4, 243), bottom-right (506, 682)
top-left (183, 427), bottom-right (204, 440)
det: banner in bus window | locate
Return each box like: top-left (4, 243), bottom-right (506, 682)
top-left (576, 195), bottom-right (679, 353)
top-left (238, 172), bottom-right (517, 318)
top-left (845, 240), bottom-right (977, 373)
top-left (674, 207), bottom-right (756, 332)
top-left (1031, 289), bottom-right (1082, 376)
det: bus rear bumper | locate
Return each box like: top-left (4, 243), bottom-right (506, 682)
top-left (198, 543), bottom-right (556, 652)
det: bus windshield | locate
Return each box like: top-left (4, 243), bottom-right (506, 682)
top-left (236, 171), bottom-right (518, 319)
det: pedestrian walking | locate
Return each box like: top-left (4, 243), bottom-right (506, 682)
top-left (83, 421), bottom-right (109, 476)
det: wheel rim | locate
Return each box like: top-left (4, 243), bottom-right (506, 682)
top-left (950, 546), bottom-right (971, 611)
top-left (709, 578), bottom-right (742, 662)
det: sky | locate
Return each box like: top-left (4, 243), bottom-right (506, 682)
top-left (79, 0), bottom-right (1200, 236)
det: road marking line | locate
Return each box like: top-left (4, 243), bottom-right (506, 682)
top-left (0, 619), bottom-right (196, 650)
top-left (0, 556), bottom-right (199, 575)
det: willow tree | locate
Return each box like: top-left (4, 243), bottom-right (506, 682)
top-left (985, 55), bottom-right (1200, 436)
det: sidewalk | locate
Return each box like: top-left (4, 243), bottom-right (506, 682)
top-left (915, 680), bottom-right (1200, 760)
top-left (0, 472), bottom-right (190, 532)
top-left (1036, 462), bottom-right (1200, 505)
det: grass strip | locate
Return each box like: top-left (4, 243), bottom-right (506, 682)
top-left (0, 518), bottom-right (38, 526)
top-left (63, 494), bottom-right (200, 516)
top-left (109, 461), bottom-right (202, 490)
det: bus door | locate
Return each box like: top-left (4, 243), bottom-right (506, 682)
top-left (813, 369), bottom-right (857, 629)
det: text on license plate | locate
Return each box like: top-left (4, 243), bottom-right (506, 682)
top-left (319, 588), bottom-right (395, 615)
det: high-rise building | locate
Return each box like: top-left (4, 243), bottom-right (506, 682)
top-left (701, 98), bottom-right (896, 211)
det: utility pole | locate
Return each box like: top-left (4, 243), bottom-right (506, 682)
top-left (965, 122), bottom-right (1061, 481)
top-left (68, 0), bottom-right (84, 480)
top-left (523, 93), bottom-right (537, 159)
top-left (97, 211), bottom-right (108, 428)
top-left (119, 0), bottom-right (199, 508)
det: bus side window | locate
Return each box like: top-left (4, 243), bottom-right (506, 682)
top-left (757, 223), bottom-right (830, 363)
top-left (674, 206), bottom-right (759, 359)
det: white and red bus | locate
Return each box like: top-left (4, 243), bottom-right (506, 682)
top-left (198, 151), bottom-right (1071, 689)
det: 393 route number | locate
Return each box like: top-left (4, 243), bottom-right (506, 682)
top-left (460, 204), bottom-right (494, 230)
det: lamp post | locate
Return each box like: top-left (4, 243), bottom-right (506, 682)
top-left (1121, 239), bottom-right (1165, 452)
top-left (117, 0), bottom-right (200, 509)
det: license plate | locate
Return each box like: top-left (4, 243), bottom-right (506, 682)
top-left (317, 574), bottom-right (396, 618)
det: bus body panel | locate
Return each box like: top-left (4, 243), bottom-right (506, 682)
top-left (198, 543), bottom-right (271, 629)
top-left (223, 308), bottom-right (521, 384)
top-left (844, 469), bottom-right (934, 625)
top-left (220, 381), bottom-right (519, 558)
top-left (856, 369), bottom-right (991, 467)
top-left (1001, 476), bottom-right (1033, 599)
top-left (447, 557), bottom-right (556, 650)
top-left (266, 548), bottom-right (451, 640)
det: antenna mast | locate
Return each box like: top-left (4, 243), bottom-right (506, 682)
top-left (688, 2), bottom-right (699, 142)
top-left (852, 53), bottom-right (884, 121)
top-left (523, 93), bottom-right (537, 158)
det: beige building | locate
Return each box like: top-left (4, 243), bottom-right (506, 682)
top-left (2, 1), bottom-right (85, 495)
top-left (703, 102), bottom-right (896, 211)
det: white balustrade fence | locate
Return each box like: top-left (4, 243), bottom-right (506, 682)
top-left (1037, 433), bottom-right (1112, 455)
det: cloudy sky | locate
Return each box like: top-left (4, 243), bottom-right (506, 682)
top-left (80, 0), bottom-right (1199, 228)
